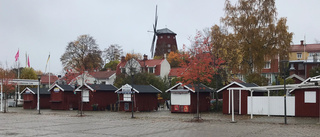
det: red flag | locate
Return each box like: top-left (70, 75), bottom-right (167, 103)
top-left (15, 50), bottom-right (19, 61)
top-left (28, 55), bottom-right (30, 67)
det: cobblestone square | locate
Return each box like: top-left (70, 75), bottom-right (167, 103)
top-left (0, 108), bottom-right (320, 137)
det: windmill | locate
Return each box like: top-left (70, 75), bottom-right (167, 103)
top-left (150, 5), bottom-right (178, 58)
top-left (150, 5), bottom-right (158, 58)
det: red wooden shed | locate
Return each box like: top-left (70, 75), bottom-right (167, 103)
top-left (21, 87), bottom-right (51, 109)
top-left (216, 82), bottom-right (261, 115)
top-left (48, 84), bottom-right (79, 110)
top-left (289, 84), bottom-right (320, 117)
top-left (165, 83), bottom-right (213, 113)
top-left (115, 84), bottom-right (161, 112)
top-left (76, 84), bottom-right (118, 111)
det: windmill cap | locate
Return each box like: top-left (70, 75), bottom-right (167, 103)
top-left (157, 28), bottom-right (176, 35)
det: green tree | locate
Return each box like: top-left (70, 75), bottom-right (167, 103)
top-left (20, 67), bottom-right (38, 89)
top-left (103, 60), bottom-right (120, 71)
top-left (221, 0), bottom-right (293, 74)
top-left (20, 67), bottom-right (37, 80)
top-left (309, 66), bottom-right (320, 77)
top-left (245, 73), bottom-right (269, 86)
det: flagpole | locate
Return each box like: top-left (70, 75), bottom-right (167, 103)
top-left (17, 51), bottom-right (20, 105)
top-left (49, 53), bottom-right (51, 88)
top-left (1, 82), bottom-right (3, 111)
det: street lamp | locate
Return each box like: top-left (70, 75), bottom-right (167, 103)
top-left (131, 69), bottom-right (135, 118)
top-left (37, 74), bottom-right (41, 114)
top-left (281, 60), bottom-right (288, 124)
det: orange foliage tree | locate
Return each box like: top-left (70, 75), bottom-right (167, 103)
top-left (167, 51), bottom-right (182, 68)
top-left (178, 32), bottom-right (224, 120)
top-left (125, 53), bottom-right (142, 61)
top-left (0, 68), bottom-right (16, 113)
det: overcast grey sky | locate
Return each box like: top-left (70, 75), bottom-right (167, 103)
top-left (1, 0), bottom-right (319, 75)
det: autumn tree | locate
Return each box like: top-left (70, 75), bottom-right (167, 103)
top-left (178, 32), bottom-right (223, 120)
top-left (102, 44), bottom-right (123, 64)
top-left (0, 67), bottom-right (16, 113)
top-left (125, 53), bottom-right (142, 61)
top-left (60, 34), bottom-right (103, 71)
top-left (167, 51), bottom-right (182, 68)
top-left (60, 34), bottom-right (102, 116)
top-left (221, 0), bottom-right (293, 74)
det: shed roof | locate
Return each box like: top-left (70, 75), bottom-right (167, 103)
top-left (77, 84), bottom-right (117, 91)
top-left (216, 82), bottom-right (258, 93)
top-left (21, 87), bottom-right (50, 95)
top-left (115, 84), bottom-right (161, 94)
top-left (48, 84), bottom-right (74, 92)
top-left (166, 83), bottom-right (214, 93)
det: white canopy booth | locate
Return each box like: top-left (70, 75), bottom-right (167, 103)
top-left (227, 82), bottom-right (315, 122)
top-left (1, 79), bottom-right (39, 112)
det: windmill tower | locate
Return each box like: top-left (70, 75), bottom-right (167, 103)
top-left (150, 6), bottom-right (178, 58)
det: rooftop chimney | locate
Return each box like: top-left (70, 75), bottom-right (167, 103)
top-left (300, 40), bottom-right (304, 46)
top-left (121, 56), bottom-right (125, 62)
top-left (143, 54), bottom-right (148, 61)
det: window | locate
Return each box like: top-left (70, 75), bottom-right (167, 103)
top-left (82, 90), bottom-right (89, 102)
top-left (264, 62), bottom-right (271, 69)
top-left (237, 74), bottom-right (243, 81)
top-left (123, 94), bottom-right (131, 101)
top-left (148, 67), bottom-right (154, 73)
top-left (167, 36), bottom-right (170, 38)
top-left (298, 64), bottom-right (304, 70)
top-left (309, 53), bottom-right (315, 57)
top-left (304, 91), bottom-right (316, 103)
top-left (168, 44), bottom-right (171, 48)
top-left (297, 53), bottom-right (302, 59)
top-left (265, 74), bottom-right (271, 85)
top-left (121, 68), bottom-right (126, 74)
top-left (168, 49), bottom-right (171, 52)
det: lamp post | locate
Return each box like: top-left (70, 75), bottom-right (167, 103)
top-left (131, 70), bottom-right (135, 118)
top-left (37, 75), bottom-right (41, 114)
top-left (281, 60), bottom-right (288, 124)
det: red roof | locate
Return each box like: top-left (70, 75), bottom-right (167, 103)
top-left (230, 78), bottom-right (244, 83)
top-left (290, 44), bottom-right (320, 52)
top-left (118, 59), bottom-right (164, 68)
top-left (41, 74), bottom-right (59, 84)
top-left (90, 70), bottom-right (116, 79)
top-left (169, 67), bottom-right (186, 77)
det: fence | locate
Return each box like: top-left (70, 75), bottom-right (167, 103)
top-left (247, 96), bottom-right (295, 116)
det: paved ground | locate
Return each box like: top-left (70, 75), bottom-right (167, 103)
top-left (0, 107), bottom-right (320, 137)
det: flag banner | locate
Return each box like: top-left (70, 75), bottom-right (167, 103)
top-left (28, 55), bottom-right (30, 67)
top-left (15, 50), bottom-right (19, 61)
top-left (45, 54), bottom-right (50, 72)
top-left (47, 54), bottom-right (50, 64)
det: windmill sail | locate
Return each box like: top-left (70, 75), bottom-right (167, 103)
top-left (150, 5), bottom-right (158, 57)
